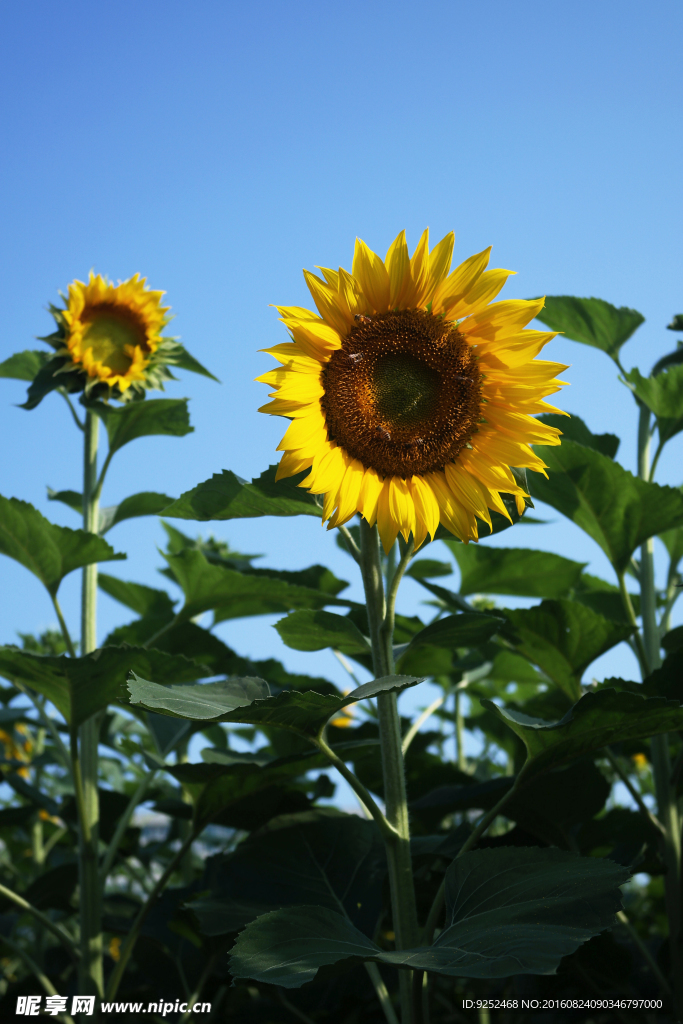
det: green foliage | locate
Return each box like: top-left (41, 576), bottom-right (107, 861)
top-left (529, 439), bottom-right (683, 573)
top-left (446, 542), bottom-right (586, 598)
top-left (275, 609), bottom-right (371, 655)
top-left (534, 295), bottom-right (644, 360)
top-left (0, 350), bottom-right (49, 381)
top-left (0, 494), bottom-right (124, 597)
top-left (624, 363), bottom-right (683, 445)
top-left (91, 397), bottom-right (193, 455)
top-left (162, 465), bottom-right (323, 521)
top-left (538, 411), bottom-right (620, 458)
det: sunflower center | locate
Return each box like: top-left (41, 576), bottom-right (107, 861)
top-left (80, 304), bottom-right (147, 375)
top-left (321, 309), bottom-right (483, 477)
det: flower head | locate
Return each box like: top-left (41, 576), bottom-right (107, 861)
top-left (258, 229), bottom-right (568, 551)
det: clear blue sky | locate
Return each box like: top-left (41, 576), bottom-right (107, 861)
top-left (1, 0), bottom-right (682, 695)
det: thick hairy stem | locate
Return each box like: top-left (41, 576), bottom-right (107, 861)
top-left (359, 520), bottom-right (418, 1024)
top-left (637, 400), bottom-right (682, 1009)
top-left (77, 410), bottom-right (103, 998)
top-left (317, 731), bottom-right (398, 842)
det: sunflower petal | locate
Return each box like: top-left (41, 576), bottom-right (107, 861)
top-left (386, 230), bottom-right (410, 307)
top-left (352, 239), bottom-right (391, 312)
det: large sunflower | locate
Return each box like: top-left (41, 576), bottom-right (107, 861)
top-left (258, 230), bottom-right (567, 552)
top-left (58, 273), bottom-right (170, 393)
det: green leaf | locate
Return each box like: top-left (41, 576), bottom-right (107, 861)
top-left (160, 340), bottom-right (219, 381)
top-left (528, 439), bottom-right (683, 574)
top-left (538, 413), bottom-right (619, 459)
top-left (47, 488), bottom-right (83, 514)
top-left (98, 574), bottom-right (176, 619)
top-left (127, 673), bottom-right (423, 736)
top-left (0, 350), bottom-right (49, 382)
top-left (445, 543), bottom-right (585, 599)
top-left (229, 847), bottom-right (628, 986)
top-left (660, 520), bottom-right (683, 571)
top-left (188, 814), bottom-right (384, 936)
top-left (160, 465), bottom-right (323, 521)
top-left (92, 397), bottom-right (193, 456)
top-left (100, 492), bottom-right (176, 533)
top-left (533, 296), bottom-right (644, 361)
top-left (0, 645), bottom-right (205, 727)
top-left (0, 495), bottom-right (125, 597)
top-left (21, 355), bottom-right (76, 410)
top-left (662, 625), bottom-right (683, 654)
top-left (482, 687), bottom-right (683, 778)
top-left (406, 559), bottom-right (453, 579)
top-left (571, 573), bottom-right (639, 624)
top-left (127, 675), bottom-right (269, 720)
top-left (274, 610), bottom-right (371, 656)
top-left (396, 613), bottom-right (505, 663)
top-left (502, 600), bottom-right (634, 702)
top-left (164, 548), bottom-right (347, 622)
top-left (624, 364), bottom-right (683, 445)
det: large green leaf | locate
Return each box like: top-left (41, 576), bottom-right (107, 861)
top-left (502, 600), bottom-right (633, 701)
top-left (570, 572), bottom-right (639, 624)
top-left (274, 610), bottom-right (371, 656)
top-left (158, 339), bottom-right (219, 381)
top-left (396, 612), bottom-right (505, 663)
top-left (229, 846), bottom-right (628, 986)
top-left (0, 645), bottom-right (205, 727)
top-left (91, 397), bottom-right (193, 455)
top-left (127, 673), bottom-right (423, 736)
top-left (483, 687), bottom-right (683, 778)
top-left (624, 364), bottom-right (683, 445)
top-left (538, 413), bottom-right (619, 459)
top-left (0, 350), bottom-right (49, 381)
top-left (445, 543), bottom-right (585, 599)
top-left (533, 296), bottom-right (644, 360)
top-left (0, 495), bottom-right (125, 597)
top-left (528, 439), bottom-right (683, 574)
top-left (188, 814), bottom-right (384, 937)
top-left (98, 574), bottom-right (176, 619)
top-left (99, 492), bottom-right (176, 533)
top-left (161, 465), bottom-right (323, 521)
top-left (164, 548), bottom-right (347, 622)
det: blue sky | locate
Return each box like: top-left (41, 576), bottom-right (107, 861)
top-left (1, 0), bottom-right (682, 702)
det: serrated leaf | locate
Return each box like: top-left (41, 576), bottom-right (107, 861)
top-left (396, 613), bottom-right (505, 664)
top-left (528, 439), bottom-right (683, 574)
top-left (99, 492), bottom-right (176, 533)
top-left (161, 340), bottom-right (219, 381)
top-left (47, 488), bottom-right (83, 514)
top-left (98, 574), bottom-right (176, 619)
top-left (445, 543), bottom-right (585, 599)
top-left (538, 413), bottom-right (619, 459)
top-left (188, 814), bottom-right (384, 936)
top-left (0, 645), bottom-right (206, 727)
top-left (160, 465), bottom-right (323, 521)
top-left (91, 397), bottom-right (193, 455)
top-left (534, 296), bottom-right (644, 360)
top-left (274, 610), bottom-right (371, 656)
top-left (126, 676), bottom-right (269, 720)
top-left (571, 573), bottom-right (639, 624)
top-left (164, 548), bottom-right (347, 622)
top-left (624, 364), bottom-right (683, 444)
top-left (482, 687), bottom-right (683, 778)
top-left (229, 847), bottom-right (628, 986)
top-left (0, 495), bottom-right (125, 597)
top-left (502, 599), bottom-right (634, 701)
top-left (127, 673), bottom-right (423, 735)
top-left (0, 350), bottom-right (49, 382)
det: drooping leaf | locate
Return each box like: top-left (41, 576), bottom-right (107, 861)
top-left (127, 673), bottom-right (423, 736)
top-left (161, 465), bottom-right (323, 521)
top-left (624, 364), bottom-right (683, 445)
top-left (229, 846), bottom-right (628, 986)
top-left (91, 397), bottom-right (193, 456)
top-left (160, 340), bottom-right (219, 381)
top-left (21, 355), bottom-right (75, 410)
top-left (274, 610), bottom-right (371, 656)
top-left (47, 488), bottom-right (83, 515)
top-left (528, 439), bottom-right (683, 574)
top-left (534, 296), bottom-right (644, 361)
top-left (127, 676), bottom-right (270, 721)
top-left (395, 613), bottom-right (505, 665)
top-left (501, 600), bottom-right (634, 701)
top-left (0, 495), bottom-right (125, 597)
top-left (0, 645), bottom-right (205, 727)
top-left (188, 814), bottom-right (384, 937)
top-left (570, 572), bottom-right (639, 624)
top-left (164, 548), bottom-right (347, 622)
top-left (98, 575), bottom-right (177, 619)
top-left (445, 543), bottom-right (585, 599)
top-left (99, 492), bottom-right (176, 534)
top-left (482, 687), bottom-right (683, 778)
top-left (0, 350), bottom-right (49, 382)
top-left (406, 559), bottom-right (453, 579)
top-left (538, 413), bottom-right (619, 459)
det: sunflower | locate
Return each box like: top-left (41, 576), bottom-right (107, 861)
top-left (258, 230), bottom-right (567, 552)
top-left (57, 273), bottom-right (170, 393)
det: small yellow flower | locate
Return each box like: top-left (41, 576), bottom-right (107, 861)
top-left (258, 229), bottom-right (567, 552)
top-left (109, 936), bottom-right (122, 962)
top-left (632, 753), bottom-right (648, 770)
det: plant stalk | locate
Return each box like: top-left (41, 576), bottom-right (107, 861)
top-left (359, 520), bottom-right (419, 1024)
top-left (77, 409), bottom-right (104, 998)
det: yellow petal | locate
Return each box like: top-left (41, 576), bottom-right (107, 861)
top-left (329, 457), bottom-right (365, 527)
top-left (269, 375), bottom-right (323, 402)
top-left (357, 466), bottom-right (384, 526)
top-left (277, 406), bottom-right (326, 451)
top-left (483, 405), bottom-right (562, 445)
top-left (459, 298), bottom-right (545, 341)
top-left (275, 449), bottom-right (313, 481)
top-left (260, 343), bottom-right (323, 370)
top-left (285, 318), bottom-right (343, 360)
top-left (303, 270), bottom-right (351, 335)
top-left (376, 480), bottom-right (401, 552)
top-left (399, 228), bottom-right (431, 308)
top-left (445, 268), bottom-right (514, 320)
top-left (352, 239), bottom-right (391, 312)
top-left (444, 463), bottom-right (492, 528)
top-left (408, 475), bottom-right (440, 543)
top-left (432, 247), bottom-right (491, 315)
top-left (385, 230), bottom-right (410, 308)
top-left (337, 266), bottom-right (370, 320)
top-left (475, 331), bottom-right (557, 369)
top-left (425, 231), bottom-right (455, 298)
top-left (426, 470), bottom-right (478, 542)
top-left (389, 476), bottom-right (416, 544)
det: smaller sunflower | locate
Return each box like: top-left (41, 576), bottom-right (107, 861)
top-left (58, 273), bottom-right (169, 393)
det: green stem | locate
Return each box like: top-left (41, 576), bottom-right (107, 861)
top-left (0, 881), bottom-right (79, 962)
top-left (359, 520), bottom-right (418, 1024)
top-left (77, 409), bottom-right (103, 999)
top-left (604, 748), bottom-right (665, 836)
top-left (636, 400), bottom-right (682, 1010)
top-left (365, 962), bottom-right (400, 1024)
top-left (59, 388), bottom-right (85, 432)
top-left (178, 955), bottom-right (218, 1024)
top-left (1, 933), bottom-right (77, 1022)
top-left (454, 688), bottom-right (466, 771)
top-left (616, 910), bottom-right (673, 998)
top-left (105, 829), bottom-right (197, 1000)
top-left (338, 523), bottom-right (361, 563)
top-left (51, 595), bottom-right (77, 658)
top-left (317, 730), bottom-right (398, 842)
top-left (99, 770), bottom-right (158, 886)
top-left (402, 695), bottom-right (445, 756)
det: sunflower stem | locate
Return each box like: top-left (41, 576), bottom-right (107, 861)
top-left (77, 410), bottom-right (104, 1000)
top-left (636, 400), bottom-right (682, 1012)
top-left (359, 520), bottom-right (419, 1024)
